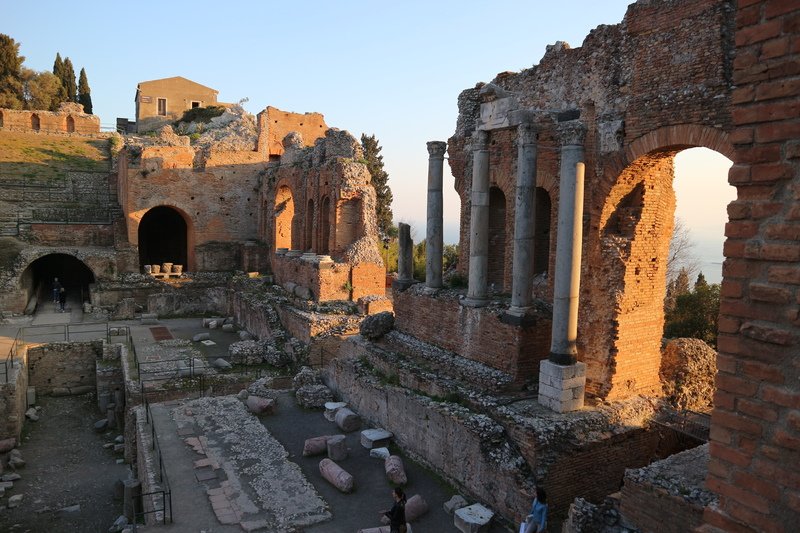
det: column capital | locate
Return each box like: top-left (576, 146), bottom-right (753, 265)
top-left (557, 120), bottom-right (586, 146)
top-left (427, 141), bottom-right (447, 158)
top-left (472, 129), bottom-right (489, 151)
top-left (517, 122), bottom-right (538, 146)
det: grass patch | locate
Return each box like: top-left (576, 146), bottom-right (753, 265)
top-left (0, 131), bottom-right (110, 180)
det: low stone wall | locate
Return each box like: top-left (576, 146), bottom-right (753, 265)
top-left (134, 405), bottom-right (165, 526)
top-left (271, 254), bottom-right (385, 302)
top-left (147, 286), bottom-right (228, 316)
top-left (27, 340), bottom-right (102, 395)
top-left (619, 444), bottom-right (713, 533)
top-left (0, 346), bottom-right (29, 441)
top-left (0, 107), bottom-right (100, 134)
top-left (393, 285), bottom-right (551, 386)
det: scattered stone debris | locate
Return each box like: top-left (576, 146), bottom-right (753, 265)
top-left (296, 384), bottom-right (335, 409)
top-left (359, 311), bottom-right (395, 340)
top-left (660, 338), bottom-right (717, 412)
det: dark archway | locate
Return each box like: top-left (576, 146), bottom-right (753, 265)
top-left (138, 206), bottom-right (188, 270)
top-left (487, 186), bottom-right (507, 290)
top-left (31, 113), bottom-right (40, 131)
top-left (66, 115), bottom-right (75, 133)
top-left (534, 187), bottom-right (551, 276)
top-left (320, 196), bottom-right (331, 254)
top-left (22, 253), bottom-right (95, 310)
top-left (305, 199), bottom-right (314, 251)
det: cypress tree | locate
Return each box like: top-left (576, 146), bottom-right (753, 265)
top-left (62, 57), bottom-right (77, 102)
top-left (52, 52), bottom-right (67, 103)
top-left (77, 67), bottom-right (92, 114)
top-left (0, 33), bottom-right (25, 109)
top-left (360, 133), bottom-right (394, 238)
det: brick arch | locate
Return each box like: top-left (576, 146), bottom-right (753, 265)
top-left (130, 204), bottom-right (196, 271)
top-left (624, 124), bottom-right (733, 167)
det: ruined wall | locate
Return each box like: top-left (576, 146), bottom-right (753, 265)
top-left (0, 106), bottom-right (99, 135)
top-left (448, 0), bottom-right (734, 400)
top-left (257, 106), bottom-right (327, 156)
top-left (702, 2), bottom-right (800, 532)
top-left (0, 346), bottom-right (28, 441)
top-left (27, 341), bottom-right (101, 395)
top-left (393, 286), bottom-right (551, 387)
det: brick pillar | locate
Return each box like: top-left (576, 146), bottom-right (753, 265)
top-left (702, 3), bottom-right (800, 533)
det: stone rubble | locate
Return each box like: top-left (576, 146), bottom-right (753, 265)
top-left (359, 311), bottom-right (395, 340)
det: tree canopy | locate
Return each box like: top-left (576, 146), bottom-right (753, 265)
top-left (0, 33), bottom-right (25, 109)
top-left (78, 67), bottom-right (92, 114)
top-left (664, 272), bottom-right (720, 347)
top-left (361, 134), bottom-right (394, 238)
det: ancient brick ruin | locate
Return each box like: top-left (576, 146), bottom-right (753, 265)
top-left (0, 102), bottom-right (99, 135)
top-left (1, 0), bottom-right (798, 531)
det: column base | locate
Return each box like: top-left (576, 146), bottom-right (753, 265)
top-left (391, 279), bottom-right (418, 292)
top-left (538, 360), bottom-right (587, 413)
top-left (500, 309), bottom-right (535, 326)
top-left (460, 296), bottom-right (488, 308)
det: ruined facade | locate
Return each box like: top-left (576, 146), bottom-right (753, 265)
top-left (0, 103), bottom-right (99, 135)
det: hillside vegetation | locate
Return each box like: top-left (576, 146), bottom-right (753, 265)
top-left (0, 131), bottom-right (110, 180)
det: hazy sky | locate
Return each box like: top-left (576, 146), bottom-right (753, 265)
top-left (5, 0), bottom-right (733, 281)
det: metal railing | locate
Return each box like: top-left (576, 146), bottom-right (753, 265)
top-left (653, 409), bottom-right (711, 442)
top-left (133, 397), bottom-right (173, 528)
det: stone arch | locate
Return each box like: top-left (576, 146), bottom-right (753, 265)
top-left (275, 184), bottom-right (295, 250)
top-left (624, 125), bottom-right (734, 169)
top-left (66, 115), bottom-right (75, 133)
top-left (488, 186), bottom-right (507, 290)
top-left (31, 113), bottom-right (40, 131)
top-left (319, 196), bottom-right (331, 255)
top-left (137, 205), bottom-right (190, 271)
top-left (305, 198), bottom-right (314, 251)
top-left (20, 253), bottom-right (96, 311)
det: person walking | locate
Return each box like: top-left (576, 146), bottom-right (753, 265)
top-left (521, 487), bottom-right (548, 533)
top-left (382, 487), bottom-right (407, 533)
top-left (52, 277), bottom-right (62, 304)
top-left (58, 287), bottom-right (66, 312)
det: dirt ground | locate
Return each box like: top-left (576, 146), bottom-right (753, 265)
top-left (0, 394), bottom-right (130, 533)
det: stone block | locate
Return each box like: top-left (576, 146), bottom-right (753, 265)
top-left (319, 458), bottom-right (353, 493)
top-left (537, 382), bottom-right (575, 403)
top-left (370, 447), bottom-right (390, 460)
top-left (361, 428), bottom-right (393, 449)
top-left (192, 332), bottom-right (211, 342)
top-left (221, 324), bottom-right (235, 332)
top-left (239, 330), bottom-right (253, 340)
top-left (327, 434), bottom-right (348, 461)
top-left (246, 395), bottom-right (275, 415)
top-left (335, 407), bottom-right (361, 433)
top-left (385, 455), bottom-right (407, 485)
top-left (324, 401), bottom-right (347, 422)
top-left (0, 438), bottom-right (16, 453)
top-left (538, 393), bottom-right (584, 413)
top-left (26, 387), bottom-right (36, 406)
top-left (213, 358), bottom-right (232, 370)
top-left (444, 495), bottom-right (468, 515)
top-left (454, 503), bottom-right (493, 533)
top-left (405, 494), bottom-right (429, 522)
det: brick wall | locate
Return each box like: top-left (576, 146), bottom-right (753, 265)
top-left (393, 288), bottom-right (551, 386)
top-left (702, 2), bottom-right (800, 532)
top-left (27, 341), bottom-right (101, 395)
top-left (622, 477), bottom-right (705, 533)
top-left (0, 108), bottom-right (99, 135)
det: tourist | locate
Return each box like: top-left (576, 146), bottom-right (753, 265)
top-left (381, 487), bottom-right (407, 533)
top-left (522, 487), bottom-right (548, 533)
top-left (52, 277), bottom-right (62, 303)
top-left (58, 287), bottom-right (66, 312)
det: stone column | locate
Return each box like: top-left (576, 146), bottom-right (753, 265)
top-left (539, 121), bottom-right (587, 413)
top-left (426, 141), bottom-right (447, 289)
top-left (393, 222), bottom-right (415, 291)
top-left (463, 130), bottom-right (490, 307)
top-left (507, 122), bottom-right (538, 317)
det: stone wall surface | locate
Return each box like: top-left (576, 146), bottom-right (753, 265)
top-left (0, 106), bottom-right (100, 134)
top-left (0, 346), bottom-right (28, 441)
top-left (27, 340), bottom-right (101, 395)
top-left (701, 2), bottom-right (800, 532)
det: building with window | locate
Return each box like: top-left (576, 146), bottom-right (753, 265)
top-left (134, 76), bottom-right (220, 133)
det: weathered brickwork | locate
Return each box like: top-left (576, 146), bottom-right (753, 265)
top-left (701, 2), bottom-right (800, 532)
top-left (0, 105), bottom-right (99, 135)
top-left (27, 341), bottom-right (102, 395)
top-left (448, 0), bottom-right (734, 400)
top-left (0, 345), bottom-right (29, 441)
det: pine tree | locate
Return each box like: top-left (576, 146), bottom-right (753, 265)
top-left (77, 67), bottom-right (92, 114)
top-left (62, 57), bottom-right (77, 103)
top-left (52, 52), bottom-right (67, 103)
top-left (0, 33), bottom-right (25, 109)
top-left (360, 134), bottom-right (394, 238)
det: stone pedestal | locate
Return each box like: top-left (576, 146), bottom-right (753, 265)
top-left (538, 359), bottom-right (587, 413)
top-left (454, 503), bottom-right (493, 533)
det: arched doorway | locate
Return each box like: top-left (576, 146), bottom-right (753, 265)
top-left (319, 196), bottom-right (331, 254)
top-left (487, 186), bottom-right (507, 291)
top-left (21, 254), bottom-right (96, 312)
top-left (583, 133), bottom-right (733, 400)
top-left (138, 206), bottom-right (188, 270)
top-left (66, 115), bottom-right (75, 133)
top-left (275, 185), bottom-right (295, 250)
top-left (31, 113), bottom-right (40, 131)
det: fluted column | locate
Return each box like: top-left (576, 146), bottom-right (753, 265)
top-left (463, 130), bottom-right (490, 306)
top-left (507, 122), bottom-right (538, 316)
top-left (426, 141), bottom-right (447, 289)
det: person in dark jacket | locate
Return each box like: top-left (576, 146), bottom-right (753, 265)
top-left (58, 287), bottom-right (66, 312)
top-left (382, 487), bottom-right (407, 533)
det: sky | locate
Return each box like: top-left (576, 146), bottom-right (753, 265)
top-left (4, 0), bottom-right (733, 282)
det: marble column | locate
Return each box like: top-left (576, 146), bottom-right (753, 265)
top-left (549, 121), bottom-right (586, 365)
top-left (392, 222), bottom-right (415, 291)
top-left (464, 130), bottom-right (490, 306)
top-left (539, 120), bottom-right (587, 414)
top-left (426, 141), bottom-right (447, 289)
top-left (507, 122), bottom-right (538, 317)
